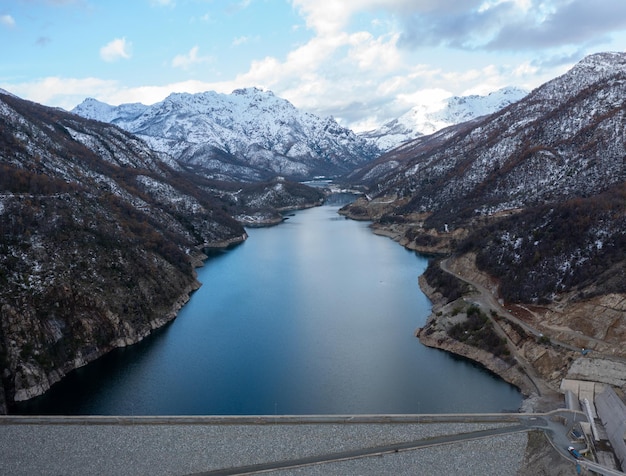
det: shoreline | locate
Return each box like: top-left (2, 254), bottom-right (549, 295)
top-left (365, 221), bottom-right (561, 410)
top-left (8, 232), bottom-right (249, 410)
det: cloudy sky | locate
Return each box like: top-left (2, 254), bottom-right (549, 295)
top-left (2, 0), bottom-right (626, 131)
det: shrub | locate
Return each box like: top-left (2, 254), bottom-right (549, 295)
top-left (423, 259), bottom-right (471, 303)
top-left (447, 306), bottom-right (512, 362)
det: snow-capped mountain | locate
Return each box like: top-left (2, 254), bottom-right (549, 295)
top-left (73, 88), bottom-right (381, 181)
top-left (350, 52), bottom-right (626, 217)
top-left (0, 89), bottom-right (253, 406)
top-left (361, 87), bottom-right (528, 151)
top-left (343, 52), bottom-right (626, 302)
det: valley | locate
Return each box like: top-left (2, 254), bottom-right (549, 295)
top-left (0, 51), bottom-right (624, 457)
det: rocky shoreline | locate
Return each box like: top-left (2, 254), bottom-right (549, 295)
top-left (2, 234), bottom-right (248, 413)
top-left (355, 218), bottom-right (563, 408)
top-left (361, 218), bottom-right (626, 416)
top-left (341, 200), bottom-right (545, 402)
top-left (416, 276), bottom-right (537, 398)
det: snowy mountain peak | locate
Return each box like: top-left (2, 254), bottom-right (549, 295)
top-left (574, 51), bottom-right (626, 73)
top-left (361, 86), bottom-right (528, 151)
top-left (73, 97), bottom-right (116, 121)
top-left (73, 88), bottom-right (380, 181)
top-left (232, 86), bottom-right (273, 97)
top-left (428, 86), bottom-right (528, 127)
top-left (74, 97), bottom-right (148, 124)
top-left (533, 51), bottom-right (626, 106)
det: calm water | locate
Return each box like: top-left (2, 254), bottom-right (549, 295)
top-left (16, 198), bottom-right (522, 415)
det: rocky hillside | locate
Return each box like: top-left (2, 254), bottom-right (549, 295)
top-left (0, 91), bottom-right (258, 411)
top-left (345, 52), bottom-right (626, 228)
top-left (73, 88), bottom-right (381, 182)
top-left (360, 87), bottom-right (528, 151)
top-left (342, 52), bottom-right (626, 350)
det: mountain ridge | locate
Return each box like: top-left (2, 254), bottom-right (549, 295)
top-left (360, 86), bottom-right (528, 151)
top-left (345, 52), bottom-right (626, 225)
top-left (340, 52), bottom-right (626, 402)
top-left (73, 87), bottom-right (381, 182)
top-left (0, 88), bottom-right (332, 412)
top-left (340, 52), bottom-right (626, 370)
top-left (0, 90), bottom-right (247, 410)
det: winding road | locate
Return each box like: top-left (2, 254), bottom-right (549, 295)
top-left (438, 258), bottom-right (561, 398)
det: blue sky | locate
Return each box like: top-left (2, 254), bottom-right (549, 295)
top-left (2, 0), bottom-right (626, 131)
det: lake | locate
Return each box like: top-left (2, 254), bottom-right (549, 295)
top-left (16, 197), bottom-right (522, 415)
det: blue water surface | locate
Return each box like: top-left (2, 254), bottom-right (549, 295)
top-left (17, 199), bottom-right (522, 415)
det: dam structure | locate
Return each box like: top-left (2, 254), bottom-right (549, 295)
top-left (0, 410), bottom-right (594, 475)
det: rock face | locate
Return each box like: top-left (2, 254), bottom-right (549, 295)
top-left (416, 255), bottom-right (578, 404)
top-left (73, 88), bottom-right (381, 182)
top-left (567, 358), bottom-right (626, 388)
top-left (416, 274), bottom-right (536, 397)
top-left (0, 91), bottom-right (248, 410)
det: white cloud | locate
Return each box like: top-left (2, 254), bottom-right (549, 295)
top-left (291, 1), bottom-right (354, 35)
top-left (347, 31), bottom-right (401, 72)
top-left (171, 46), bottom-right (213, 69)
top-left (100, 38), bottom-right (132, 62)
top-left (3, 1), bottom-right (616, 132)
top-left (290, 0), bottom-right (417, 35)
top-left (1, 14), bottom-right (16, 27)
top-left (0, 77), bottom-right (120, 110)
top-left (396, 88), bottom-right (451, 111)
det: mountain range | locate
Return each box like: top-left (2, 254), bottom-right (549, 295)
top-left (73, 86), bottom-right (527, 177)
top-left (342, 51), bottom-right (626, 309)
top-left (1, 51), bottom-right (625, 413)
top-left (73, 87), bottom-right (380, 182)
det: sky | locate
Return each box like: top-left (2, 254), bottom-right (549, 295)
top-left (2, 0), bottom-right (626, 132)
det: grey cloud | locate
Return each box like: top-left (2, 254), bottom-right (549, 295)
top-left (397, 1), bottom-right (518, 49)
top-left (487, 0), bottom-right (626, 50)
top-left (396, 0), bottom-right (626, 52)
top-left (530, 44), bottom-right (606, 70)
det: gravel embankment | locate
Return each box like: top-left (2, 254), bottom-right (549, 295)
top-left (0, 418), bottom-right (528, 475)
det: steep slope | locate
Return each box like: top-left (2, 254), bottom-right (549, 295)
top-left (342, 52), bottom-right (626, 347)
top-left (341, 52), bottom-right (626, 397)
top-left (0, 91), bottom-right (249, 411)
top-left (74, 88), bottom-right (381, 181)
top-left (360, 87), bottom-right (528, 151)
